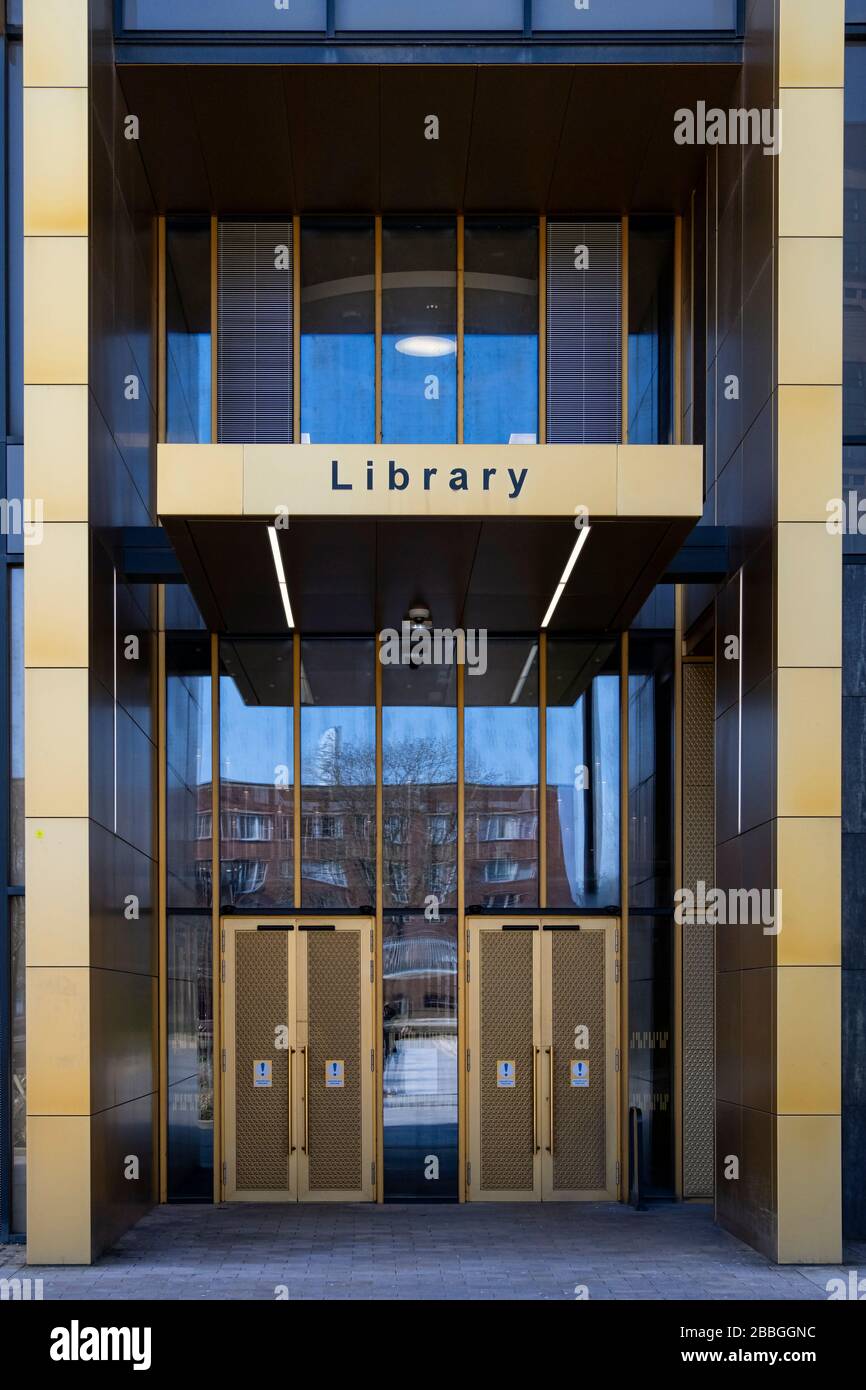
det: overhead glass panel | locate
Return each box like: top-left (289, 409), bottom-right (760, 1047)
top-left (464, 219), bottom-right (538, 444)
top-left (301, 220), bottom-right (375, 444)
top-left (301, 639), bottom-right (376, 909)
top-left (382, 219), bottom-right (457, 445)
top-left (336, 0), bottom-right (523, 28)
top-left (533, 0), bottom-right (737, 29)
top-left (121, 1), bottom-right (326, 30)
top-left (219, 640), bottom-right (294, 911)
top-left (547, 640), bottom-right (620, 910)
top-left (464, 640), bottom-right (539, 908)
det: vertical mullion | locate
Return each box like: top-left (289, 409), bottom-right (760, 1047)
top-left (292, 216), bottom-right (301, 444)
top-left (375, 216), bottom-right (382, 445)
top-left (157, 593), bottom-right (168, 1204)
top-left (673, 585), bottom-right (684, 1198)
top-left (674, 215), bottom-right (683, 446)
top-left (538, 215), bottom-right (546, 446)
top-left (457, 215), bottom-right (464, 445)
top-left (157, 216), bottom-right (166, 444)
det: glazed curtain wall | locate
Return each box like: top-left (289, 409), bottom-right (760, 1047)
top-left (158, 215), bottom-right (684, 449)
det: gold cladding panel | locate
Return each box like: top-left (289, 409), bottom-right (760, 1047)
top-left (550, 930), bottom-right (607, 1193)
top-left (778, 239), bottom-right (843, 389)
top-left (24, 237), bottom-right (88, 386)
top-left (25, 385), bottom-right (88, 520)
top-left (24, 88), bottom-right (88, 237)
top-left (25, 817), bottom-right (89, 967)
top-left (234, 932), bottom-right (291, 1192)
top-left (777, 668), bottom-right (841, 818)
top-left (777, 386), bottom-right (843, 524)
top-left (26, 1115), bottom-right (91, 1266)
top-left (157, 444), bottom-right (244, 517)
top-left (25, 666), bottom-right (89, 818)
top-left (777, 966), bottom-right (841, 1115)
top-left (306, 932), bottom-right (363, 1192)
top-left (777, 523), bottom-right (842, 669)
top-left (779, 0), bottom-right (845, 89)
top-left (778, 89), bottom-right (844, 241)
top-left (25, 523), bottom-right (89, 669)
top-left (776, 1114), bottom-right (842, 1265)
top-left (479, 931), bottom-right (535, 1192)
top-left (776, 817), bottom-right (841, 967)
top-left (26, 966), bottom-right (90, 1115)
top-left (23, 0), bottom-right (89, 89)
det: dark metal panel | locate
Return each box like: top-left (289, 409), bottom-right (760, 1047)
top-left (187, 67), bottom-right (295, 213)
top-left (218, 221), bottom-right (293, 443)
top-left (463, 66), bottom-right (573, 211)
top-left (379, 67), bottom-right (476, 212)
top-left (283, 67), bottom-right (380, 211)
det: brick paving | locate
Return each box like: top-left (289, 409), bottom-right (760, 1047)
top-left (2, 1202), bottom-right (863, 1301)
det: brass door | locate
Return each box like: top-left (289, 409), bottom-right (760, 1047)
top-left (222, 917), bottom-right (375, 1203)
top-left (466, 918), bottom-right (619, 1202)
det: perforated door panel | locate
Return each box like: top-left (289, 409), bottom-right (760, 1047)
top-left (548, 930), bottom-right (607, 1195)
top-left (473, 929), bottom-right (539, 1198)
top-left (233, 931), bottom-right (292, 1196)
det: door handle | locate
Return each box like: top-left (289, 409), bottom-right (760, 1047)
top-left (289, 1047), bottom-right (296, 1154)
top-left (301, 1045), bottom-right (310, 1156)
top-left (532, 1046), bottom-right (540, 1154)
top-left (546, 1045), bottom-right (555, 1155)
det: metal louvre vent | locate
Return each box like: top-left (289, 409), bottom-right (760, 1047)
top-left (235, 932), bottom-right (290, 1192)
top-left (551, 930), bottom-right (607, 1193)
top-left (546, 220), bottom-right (621, 443)
top-left (479, 931), bottom-right (535, 1192)
top-left (307, 933), bottom-right (362, 1192)
top-left (218, 221), bottom-right (293, 443)
top-left (682, 662), bottom-right (715, 1199)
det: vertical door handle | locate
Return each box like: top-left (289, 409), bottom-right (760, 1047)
top-left (301, 1045), bottom-right (310, 1155)
top-left (546, 1045), bottom-right (555, 1155)
top-left (289, 1047), bottom-right (296, 1154)
top-left (532, 1046), bottom-right (540, 1153)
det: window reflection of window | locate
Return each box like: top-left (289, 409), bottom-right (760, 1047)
top-left (428, 813), bottom-right (456, 845)
top-left (301, 860), bottom-right (349, 887)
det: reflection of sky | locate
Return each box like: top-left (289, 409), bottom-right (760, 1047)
top-left (301, 707), bottom-right (375, 783)
top-left (464, 334), bottom-right (538, 444)
top-left (167, 331), bottom-right (211, 443)
top-left (382, 334), bottom-right (457, 443)
top-left (219, 677), bottom-right (292, 783)
top-left (547, 676), bottom-right (620, 900)
top-left (301, 334), bottom-right (375, 443)
top-left (465, 707), bottom-right (538, 785)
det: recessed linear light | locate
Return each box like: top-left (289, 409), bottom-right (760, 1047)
top-left (268, 526), bottom-right (295, 630)
top-left (540, 526), bottom-right (592, 631)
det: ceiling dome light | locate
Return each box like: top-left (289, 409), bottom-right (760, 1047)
top-left (394, 335), bottom-right (456, 358)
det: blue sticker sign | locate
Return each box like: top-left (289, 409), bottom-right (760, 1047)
top-left (497, 1059), bottom-right (516, 1088)
top-left (325, 1059), bottom-right (345, 1088)
top-left (254, 1060), bottom-right (272, 1088)
top-left (570, 1060), bottom-right (589, 1088)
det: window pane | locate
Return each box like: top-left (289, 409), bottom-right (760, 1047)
top-left (9, 565), bottom-right (24, 885)
top-left (301, 220), bottom-right (375, 444)
top-left (166, 218), bottom-right (212, 443)
top-left (464, 220), bottom-right (538, 444)
top-left (166, 637), bottom-right (212, 910)
top-left (533, 0), bottom-right (736, 29)
top-left (382, 912), bottom-right (458, 1201)
top-left (122, 0), bottom-right (326, 29)
top-left (382, 220), bottom-right (456, 444)
top-left (628, 219), bottom-right (675, 445)
top-left (628, 634), bottom-right (674, 910)
top-left (337, 0), bottom-right (522, 29)
top-left (301, 640), bottom-right (375, 908)
top-left (547, 640), bottom-right (620, 909)
top-left (382, 661), bottom-right (457, 910)
top-left (465, 640), bottom-right (539, 908)
top-left (219, 641), bottom-right (293, 910)
top-left (167, 913), bottom-right (213, 1200)
top-left (628, 915), bottom-right (674, 1197)
top-left (11, 897), bottom-right (26, 1231)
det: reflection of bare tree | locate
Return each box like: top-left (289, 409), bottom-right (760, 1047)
top-left (302, 732), bottom-right (377, 907)
top-left (383, 734), bottom-right (458, 910)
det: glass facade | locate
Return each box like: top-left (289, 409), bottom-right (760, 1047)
top-left (546, 640), bottom-right (620, 910)
top-left (301, 220), bottom-right (375, 444)
top-left (628, 219), bottom-right (675, 446)
top-left (165, 218), bottom-right (212, 444)
top-left (301, 639), bottom-right (376, 908)
top-left (464, 219), bottom-right (538, 444)
top-left (465, 640), bottom-right (539, 909)
top-left (382, 219), bottom-right (457, 445)
top-left (165, 637), bottom-right (214, 1200)
top-left (219, 640), bottom-right (294, 911)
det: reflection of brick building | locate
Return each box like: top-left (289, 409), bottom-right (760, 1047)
top-left (189, 779), bottom-right (554, 911)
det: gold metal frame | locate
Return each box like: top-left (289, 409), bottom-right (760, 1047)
top-left (210, 215), bottom-right (218, 443)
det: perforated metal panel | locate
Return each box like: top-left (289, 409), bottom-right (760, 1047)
top-left (218, 220), bottom-right (293, 443)
top-left (479, 931), bottom-right (535, 1192)
top-left (682, 662), bottom-right (715, 1199)
top-left (306, 932), bottom-right (363, 1192)
top-left (547, 220), bottom-right (622, 443)
top-left (235, 932), bottom-right (290, 1192)
top-left (550, 930), bottom-right (607, 1193)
